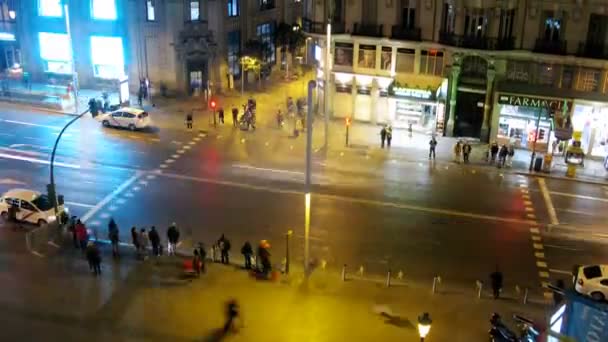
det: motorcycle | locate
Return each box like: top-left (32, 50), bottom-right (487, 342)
top-left (489, 313), bottom-right (540, 342)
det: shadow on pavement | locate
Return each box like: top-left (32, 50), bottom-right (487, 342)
top-left (380, 312), bottom-right (414, 329)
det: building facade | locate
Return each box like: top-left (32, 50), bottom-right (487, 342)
top-left (0, 0), bottom-right (18, 71)
top-left (304, 0), bottom-right (608, 159)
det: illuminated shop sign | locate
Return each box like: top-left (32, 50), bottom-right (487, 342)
top-left (0, 32), bottom-right (16, 41)
top-left (498, 94), bottom-right (572, 111)
top-left (392, 87), bottom-right (432, 99)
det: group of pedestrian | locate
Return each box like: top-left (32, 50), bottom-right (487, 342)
top-left (488, 141), bottom-right (515, 168)
top-left (130, 222), bottom-right (180, 260)
top-left (453, 140), bottom-right (473, 163)
top-left (67, 215), bottom-right (103, 276)
top-left (380, 125), bottom-right (393, 148)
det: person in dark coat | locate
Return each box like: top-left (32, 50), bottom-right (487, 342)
top-left (553, 279), bottom-right (565, 307)
top-left (130, 226), bottom-right (139, 255)
top-left (7, 202), bottom-right (20, 230)
top-left (192, 249), bottom-right (201, 276)
top-left (218, 108), bottom-right (225, 124)
top-left (86, 242), bottom-right (101, 276)
top-left (490, 267), bottom-right (504, 299)
top-left (232, 106), bottom-right (239, 127)
top-left (223, 299), bottom-right (240, 334)
top-left (386, 125), bottom-right (393, 148)
top-left (108, 219), bottom-right (119, 258)
top-left (462, 142), bottom-right (472, 163)
top-left (380, 126), bottom-right (387, 148)
top-left (429, 138), bottom-right (438, 160)
top-left (490, 142), bottom-right (499, 164)
top-left (185, 112), bottom-right (193, 129)
top-left (167, 223), bottom-right (180, 255)
top-left (197, 243), bottom-right (207, 273)
top-left (68, 215), bottom-right (78, 248)
top-left (218, 234), bottom-right (231, 264)
top-left (148, 226), bottom-right (160, 256)
top-left (498, 145), bottom-right (509, 167)
top-left (241, 241), bottom-right (253, 269)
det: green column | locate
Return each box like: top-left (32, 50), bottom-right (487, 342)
top-left (480, 67), bottom-right (496, 142)
top-left (446, 64), bottom-right (461, 137)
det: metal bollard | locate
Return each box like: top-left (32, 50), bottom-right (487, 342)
top-left (523, 288), bottom-right (529, 304)
top-left (476, 280), bottom-right (483, 299)
top-left (341, 264), bottom-right (347, 281)
top-left (432, 276), bottom-right (441, 294)
top-left (386, 269), bottom-right (391, 287)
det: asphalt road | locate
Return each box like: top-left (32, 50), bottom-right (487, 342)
top-left (0, 105), bottom-right (607, 296)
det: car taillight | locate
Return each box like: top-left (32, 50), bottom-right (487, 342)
top-left (578, 279), bottom-right (584, 286)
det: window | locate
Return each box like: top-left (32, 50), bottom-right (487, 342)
top-left (543, 12), bottom-right (562, 41)
top-left (464, 8), bottom-right (487, 38)
top-left (600, 279), bottom-right (608, 286)
top-left (395, 48), bottom-right (414, 73)
top-left (537, 63), bottom-right (557, 86)
top-left (256, 22), bottom-right (276, 63)
top-left (441, 3), bottom-right (455, 34)
top-left (259, 0), bottom-right (275, 11)
top-left (576, 68), bottom-right (600, 92)
top-left (20, 200), bottom-right (36, 211)
top-left (400, 0), bottom-right (416, 29)
top-left (498, 9), bottom-right (515, 40)
top-left (583, 265), bottom-right (603, 279)
top-left (146, 0), bottom-right (155, 21)
top-left (91, 0), bottom-right (117, 20)
top-left (561, 66), bottom-right (574, 89)
top-left (39, 0), bottom-right (62, 17)
top-left (1, 1), bottom-right (17, 22)
top-left (227, 0), bottom-right (239, 17)
top-left (506, 60), bottom-right (529, 82)
top-left (112, 112), bottom-right (122, 118)
top-left (39, 32), bottom-right (72, 74)
top-left (90, 36), bottom-right (125, 79)
top-left (190, 1), bottom-right (200, 21)
top-left (420, 50), bottom-right (443, 76)
top-left (227, 30), bottom-right (240, 76)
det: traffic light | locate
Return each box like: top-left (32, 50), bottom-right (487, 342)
top-left (209, 98), bottom-right (217, 110)
top-left (345, 117), bottom-right (351, 126)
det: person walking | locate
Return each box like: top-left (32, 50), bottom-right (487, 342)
top-left (167, 223), bottom-right (180, 256)
top-left (429, 137), bottom-right (438, 160)
top-left (453, 141), bottom-right (462, 163)
top-left (507, 145), bottom-right (515, 167)
top-left (232, 106), bottom-right (239, 127)
top-left (462, 142), bottom-right (472, 163)
top-left (386, 125), bottom-right (393, 148)
top-left (148, 226), bottom-right (160, 257)
top-left (130, 227), bottom-right (140, 256)
top-left (218, 108), bottom-right (225, 124)
top-left (498, 145), bottom-right (509, 167)
top-left (490, 142), bottom-right (499, 164)
top-left (185, 112), bottom-right (193, 129)
top-left (223, 299), bottom-right (240, 334)
top-left (490, 267), bottom-right (504, 299)
top-left (86, 241), bottom-right (96, 274)
top-left (68, 215), bottom-right (78, 248)
top-left (380, 126), bottom-right (387, 148)
top-left (92, 243), bottom-right (102, 275)
top-left (218, 234), bottom-right (231, 264)
top-left (241, 241), bottom-right (253, 269)
top-left (139, 228), bottom-right (149, 259)
top-left (108, 220), bottom-right (120, 258)
top-left (75, 220), bottom-right (88, 252)
top-left (137, 89), bottom-right (143, 107)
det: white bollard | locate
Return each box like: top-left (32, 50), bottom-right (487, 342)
top-left (523, 288), bottom-right (529, 304)
top-left (386, 270), bottom-right (391, 287)
top-left (341, 264), bottom-right (347, 281)
top-left (476, 280), bottom-right (483, 299)
top-left (358, 265), bottom-right (364, 277)
top-left (397, 270), bottom-right (404, 280)
top-left (321, 259), bottom-right (327, 270)
top-left (432, 276), bottom-right (441, 294)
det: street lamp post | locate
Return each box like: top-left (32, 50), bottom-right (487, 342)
top-left (285, 229), bottom-right (293, 274)
top-left (63, 2), bottom-right (79, 113)
top-left (324, 21), bottom-right (331, 149)
top-left (417, 312), bottom-right (432, 341)
top-left (528, 107), bottom-right (544, 171)
top-left (304, 80), bottom-right (316, 276)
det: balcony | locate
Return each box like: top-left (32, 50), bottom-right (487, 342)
top-left (577, 42), bottom-right (608, 59)
top-left (391, 26), bottom-right (421, 41)
top-left (438, 31), bottom-right (515, 50)
top-left (533, 38), bottom-right (567, 55)
top-left (302, 18), bottom-right (346, 35)
top-left (352, 23), bottom-right (384, 37)
top-left (259, 1), bottom-right (275, 11)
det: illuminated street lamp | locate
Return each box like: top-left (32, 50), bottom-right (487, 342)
top-left (418, 312), bottom-right (432, 341)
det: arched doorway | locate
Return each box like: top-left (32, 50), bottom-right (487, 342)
top-left (455, 55), bottom-right (488, 138)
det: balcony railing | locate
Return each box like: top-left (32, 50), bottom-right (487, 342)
top-left (352, 23), bottom-right (384, 37)
top-left (302, 18), bottom-right (345, 35)
top-left (259, 1), bottom-right (275, 11)
top-left (576, 42), bottom-right (608, 59)
top-left (533, 38), bottom-right (567, 55)
top-left (391, 26), bottom-right (421, 41)
top-left (438, 31), bottom-right (515, 50)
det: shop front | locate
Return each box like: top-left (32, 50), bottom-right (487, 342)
top-left (385, 83), bottom-right (446, 134)
top-left (492, 93), bottom-right (573, 152)
top-left (571, 100), bottom-right (608, 158)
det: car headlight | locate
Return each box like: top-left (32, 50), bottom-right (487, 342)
top-left (48, 215), bottom-right (57, 222)
top-left (64, 207), bottom-right (69, 213)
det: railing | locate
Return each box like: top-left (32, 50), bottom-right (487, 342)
top-left (533, 38), bottom-right (567, 55)
top-left (259, 1), bottom-right (276, 11)
top-left (302, 18), bottom-right (346, 35)
top-left (438, 31), bottom-right (515, 50)
top-left (391, 26), bottom-right (421, 41)
top-left (576, 41), bottom-right (608, 59)
top-left (352, 23), bottom-right (384, 37)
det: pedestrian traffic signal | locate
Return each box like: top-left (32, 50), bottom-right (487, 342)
top-left (345, 117), bottom-right (351, 126)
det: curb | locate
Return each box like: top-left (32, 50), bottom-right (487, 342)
top-left (512, 170), bottom-right (608, 186)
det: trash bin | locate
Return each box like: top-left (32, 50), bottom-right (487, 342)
top-left (566, 164), bottom-right (577, 178)
top-left (542, 154), bottom-right (553, 173)
top-left (533, 156), bottom-right (543, 172)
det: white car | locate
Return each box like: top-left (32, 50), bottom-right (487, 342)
top-left (98, 107), bottom-right (151, 131)
top-left (0, 189), bottom-right (67, 226)
top-left (574, 264), bottom-right (608, 301)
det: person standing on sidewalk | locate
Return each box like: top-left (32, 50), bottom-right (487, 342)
top-left (453, 141), bottom-right (462, 163)
top-left (131, 227), bottom-right (140, 256)
top-left (68, 215), bottom-right (78, 248)
top-left (232, 105), bottom-right (239, 127)
top-left (462, 142), bottom-right (472, 163)
top-left (507, 145), bottom-right (515, 167)
top-left (386, 125), bottom-right (393, 148)
top-left (197, 243), bottom-right (207, 273)
top-left (218, 234), bottom-right (231, 264)
top-left (490, 267), bottom-right (504, 299)
top-left (7, 201), bottom-right (20, 231)
top-left (192, 249), bottom-right (201, 277)
top-left (148, 226), bottom-right (160, 257)
top-left (108, 220), bottom-right (120, 258)
top-left (167, 223), bottom-right (180, 255)
top-left (218, 108), bottom-right (225, 124)
top-left (429, 137), bottom-right (438, 160)
top-left (185, 112), bottom-right (193, 129)
top-left (498, 144), bottom-right (509, 168)
top-left (241, 241), bottom-right (253, 269)
top-left (139, 228), bottom-right (149, 259)
top-left (86, 242), bottom-right (101, 276)
top-left (75, 220), bottom-right (88, 252)
top-left (380, 126), bottom-right (387, 148)
top-left (490, 142), bottom-right (499, 164)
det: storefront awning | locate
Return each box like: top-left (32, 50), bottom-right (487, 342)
top-left (496, 80), bottom-right (608, 104)
top-left (393, 74), bottom-right (444, 92)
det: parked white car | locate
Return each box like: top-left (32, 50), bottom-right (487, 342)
top-left (98, 107), bottom-right (151, 131)
top-left (0, 189), bottom-right (67, 226)
top-left (574, 264), bottom-right (608, 301)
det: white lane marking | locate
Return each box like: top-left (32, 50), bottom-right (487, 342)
top-left (124, 192), bottom-right (134, 197)
top-left (543, 244), bottom-right (581, 251)
top-left (81, 172), bottom-right (141, 222)
top-left (176, 150), bottom-right (185, 154)
top-left (538, 178), bottom-right (559, 226)
top-left (557, 208), bottom-right (608, 217)
top-left (146, 174), bottom-right (156, 180)
top-left (530, 227), bottom-right (540, 234)
top-left (539, 271), bottom-right (550, 278)
top-left (165, 159), bottom-right (174, 163)
top-left (592, 233), bottom-right (608, 239)
top-left (193, 137), bottom-right (201, 142)
top-left (533, 243), bottom-right (544, 250)
top-left (100, 213), bottom-right (111, 219)
top-left (149, 138), bottom-right (161, 142)
top-left (183, 145), bottom-right (191, 150)
top-left (233, 164), bottom-right (304, 176)
top-left (89, 220), bottom-right (101, 226)
top-left (535, 252), bottom-right (545, 258)
top-left (108, 205), bottom-right (118, 211)
top-left (188, 141), bottom-right (196, 145)
top-left (116, 198), bottom-right (126, 204)
top-left (9, 143), bottom-right (50, 150)
top-left (171, 141), bottom-right (182, 145)
top-left (31, 251), bottom-right (45, 258)
top-left (0, 178), bottom-right (26, 185)
top-left (0, 152), bottom-right (81, 169)
top-left (171, 154), bottom-right (180, 158)
top-left (198, 133), bottom-right (206, 137)
top-left (156, 171), bottom-right (538, 225)
top-left (1, 119), bottom-right (62, 130)
top-left (132, 186), bottom-right (141, 191)
top-left (549, 191), bottom-right (608, 203)
top-left (138, 180), bottom-right (148, 186)
top-left (536, 261), bottom-right (548, 268)
top-left (64, 201), bottom-right (95, 209)
top-left (549, 269), bottom-right (573, 275)
top-left (159, 164), bottom-right (168, 168)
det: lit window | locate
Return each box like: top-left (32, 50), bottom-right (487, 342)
top-left (39, 32), bottom-right (72, 74)
top-left (227, 0), bottom-right (239, 17)
top-left (190, 1), bottom-right (200, 21)
top-left (39, 0), bottom-right (62, 17)
top-left (92, 0), bottom-right (117, 20)
top-left (91, 36), bottom-right (125, 79)
top-left (146, 0), bottom-right (155, 21)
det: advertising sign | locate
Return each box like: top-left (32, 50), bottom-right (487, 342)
top-left (498, 94), bottom-right (573, 111)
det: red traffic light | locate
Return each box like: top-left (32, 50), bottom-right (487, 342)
top-left (210, 100), bottom-right (217, 109)
top-left (345, 117), bottom-right (351, 126)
